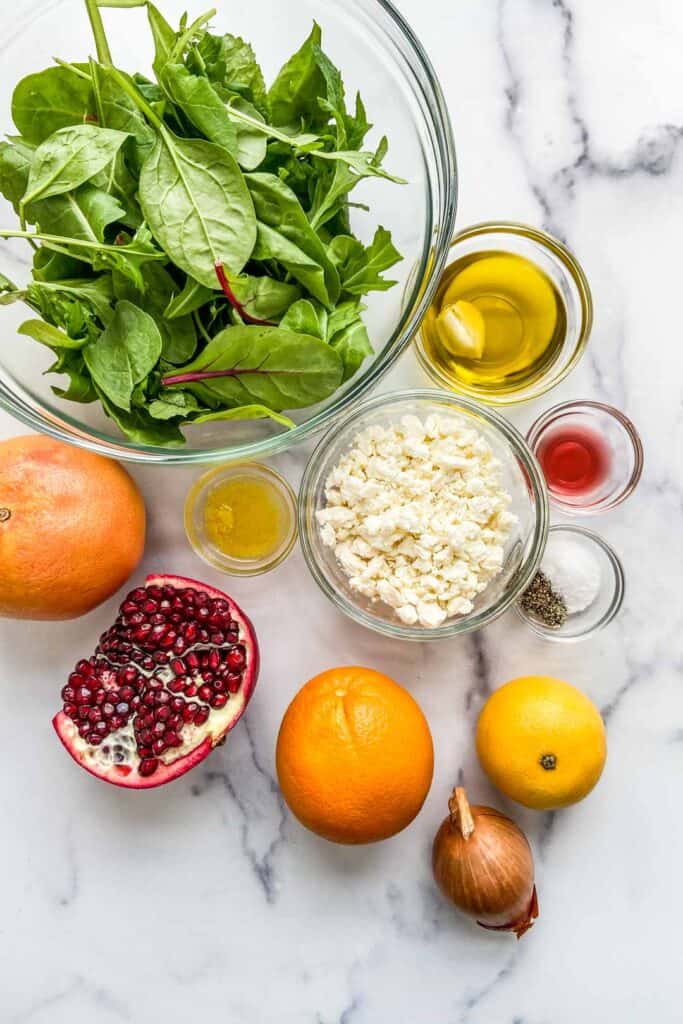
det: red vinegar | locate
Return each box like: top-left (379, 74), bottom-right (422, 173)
top-left (537, 423), bottom-right (611, 497)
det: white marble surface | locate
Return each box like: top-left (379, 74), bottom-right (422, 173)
top-left (1, 1), bottom-right (682, 1021)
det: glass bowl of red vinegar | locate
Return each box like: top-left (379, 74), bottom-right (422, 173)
top-left (527, 400), bottom-right (643, 514)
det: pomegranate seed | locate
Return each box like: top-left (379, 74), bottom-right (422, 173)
top-left (211, 693), bottom-right (228, 709)
top-left (227, 674), bottom-right (241, 693)
top-left (202, 672), bottom-right (215, 685)
top-left (116, 702), bottom-right (129, 716)
top-left (157, 691), bottom-right (171, 706)
top-left (110, 716), bottom-right (124, 730)
top-left (88, 708), bottom-right (102, 723)
top-left (143, 692), bottom-right (156, 708)
top-left (194, 707), bottom-right (210, 726)
top-left (127, 611), bottom-right (145, 626)
top-left (103, 703), bottom-right (115, 717)
top-left (171, 698), bottom-right (185, 712)
top-left (210, 632), bottom-right (224, 645)
top-left (173, 637), bottom-right (187, 655)
top-left (121, 599), bottom-right (139, 614)
top-left (153, 652), bottom-right (169, 665)
top-left (228, 647), bottom-right (246, 671)
top-left (153, 721), bottom-right (166, 736)
top-left (122, 667), bottom-right (139, 683)
top-left (137, 729), bottom-right (153, 746)
top-left (141, 656), bottom-right (155, 671)
top-left (89, 734), bottom-right (103, 746)
top-left (132, 625), bottom-right (152, 643)
top-left (169, 678), bottom-right (186, 693)
top-left (95, 689), bottom-right (106, 705)
top-left (184, 623), bottom-right (198, 643)
top-left (76, 687), bottom-right (93, 705)
top-left (185, 684), bottom-right (197, 697)
top-left (130, 588), bottom-right (147, 603)
top-left (165, 731), bottom-right (180, 747)
top-left (76, 660), bottom-right (93, 675)
top-left (171, 659), bottom-right (186, 676)
top-left (198, 629), bottom-right (210, 643)
top-left (62, 685), bottom-right (76, 702)
top-left (213, 679), bottom-right (227, 693)
top-left (198, 684), bottom-right (213, 702)
top-left (157, 706), bottom-right (171, 722)
top-left (208, 650), bottom-right (220, 671)
top-left (138, 758), bottom-right (159, 777)
top-left (79, 718), bottom-right (91, 731)
top-left (186, 652), bottom-right (200, 670)
top-left (63, 702), bottom-right (78, 718)
top-left (147, 586), bottom-right (163, 600)
top-left (207, 612), bottom-right (223, 629)
top-left (69, 673), bottom-right (85, 688)
top-left (196, 606), bottom-right (210, 621)
top-left (141, 712), bottom-right (154, 728)
top-left (95, 721), bottom-right (108, 734)
top-left (120, 686), bottom-right (135, 702)
top-left (152, 738), bottom-right (166, 755)
top-left (151, 612), bottom-right (165, 625)
top-left (182, 705), bottom-right (197, 722)
top-left (159, 631), bottom-right (177, 650)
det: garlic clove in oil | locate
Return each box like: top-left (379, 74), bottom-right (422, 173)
top-left (435, 300), bottom-right (486, 359)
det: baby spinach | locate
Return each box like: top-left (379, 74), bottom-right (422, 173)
top-left (83, 299), bottom-right (162, 410)
top-left (139, 128), bottom-right (257, 287)
top-left (11, 66), bottom-right (94, 144)
top-left (22, 125), bottom-right (129, 208)
top-left (0, 1), bottom-right (404, 446)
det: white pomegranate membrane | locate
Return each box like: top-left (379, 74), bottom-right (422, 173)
top-left (53, 574), bottom-right (259, 788)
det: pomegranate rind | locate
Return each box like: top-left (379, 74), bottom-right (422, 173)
top-left (52, 711), bottom-right (214, 789)
top-left (54, 573), bottom-right (259, 789)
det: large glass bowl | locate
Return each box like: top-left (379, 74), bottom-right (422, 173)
top-left (298, 389), bottom-right (549, 640)
top-left (0, 0), bottom-right (456, 464)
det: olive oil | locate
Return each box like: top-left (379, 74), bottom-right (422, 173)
top-left (203, 476), bottom-right (289, 561)
top-left (420, 251), bottom-right (567, 395)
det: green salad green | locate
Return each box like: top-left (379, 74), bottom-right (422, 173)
top-left (0, 0), bottom-right (404, 446)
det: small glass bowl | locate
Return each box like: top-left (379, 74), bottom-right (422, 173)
top-left (515, 525), bottom-right (625, 642)
top-left (298, 389), bottom-right (549, 641)
top-left (413, 221), bottom-right (593, 406)
top-left (184, 463), bottom-right (298, 576)
top-left (527, 400), bottom-right (643, 514)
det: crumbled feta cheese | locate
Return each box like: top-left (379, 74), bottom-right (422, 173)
top-left (316, 414), bottom-right (515, 627)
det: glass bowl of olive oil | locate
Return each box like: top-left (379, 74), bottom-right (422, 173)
top-left (414, 222), bottom-right (593, 405)
top-left (185, 463), bottom-right (298, 576)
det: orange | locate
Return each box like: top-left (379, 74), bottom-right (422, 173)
top-left (276, 666), bottom-right (434, 844)
top-left (476, 675), bottom-right (606, 810)
top-left (0, 435), bottom-right (145, 620)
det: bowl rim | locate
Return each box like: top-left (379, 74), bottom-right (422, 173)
top-left (0, 0), bottom-right (458, 464)
top-left (413, 219), bottom-right (594, 406)
top-left (297, 387), bottom-right (550, 640)
top-left (514, 524), bottom-right (625, 641)
top-left (526, 399), bottom-right (644, 514)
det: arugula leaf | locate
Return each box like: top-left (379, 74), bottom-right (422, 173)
top-left (83, 299), bottom-right (162, 410)
top-left (328, 226), bottom-right (401, 295)
top-left (139, 128), bottom-right (257, 288)
top-left (19, 318), bottom-right (86, 348)
top-left (27, 276), bottom-right (114, 326)
top-left (51, 354), bottom-right (97, 403)
top-left (328, 313), bottom-right (372, 382)
top-left (162, 325), bottom-right (343, 410)
top-left (11, 66), bottom-right (94, 145)
top-left (32, 248), bottom-right (90, 282)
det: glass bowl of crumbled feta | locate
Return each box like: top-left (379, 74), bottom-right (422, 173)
top-left (299, 389), bottom-right (549, 639)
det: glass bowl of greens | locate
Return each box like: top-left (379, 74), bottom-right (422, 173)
top-left (0, 0), bottom-right (456, 463)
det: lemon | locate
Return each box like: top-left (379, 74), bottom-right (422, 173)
top-left (476, 676), bottom-right (607, 810)
top-left (435, 300), bottom-right (486, 359)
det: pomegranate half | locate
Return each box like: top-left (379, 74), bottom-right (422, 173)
top-left (53, 574), bottom-right (259, 788)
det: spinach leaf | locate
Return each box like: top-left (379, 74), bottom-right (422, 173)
top-left (268, 24), bottom-right (328, 129)
top-left (0, 138), bottom-right (35, 210)
top-left (32, 248), bottom-right (90, 282)
top-left (279, 298), bottom-right (327, 340)
top-left (328, 311), bottom-right (373, 382)
top-left (22, 125), bottom-right (130, 207)
top-left (91, 64), bottom-right (156, 174)
top-left (252, 223), bottom-right (330, 308)
top-left (31, 186), bottom-right (126, 242)
top-left (164, 277), bottom-right (213, 319)
top-left (161, 63), bottom-right (237, 153)
top-left (112, 263), bottom-right (196, 365)
top-left (97, 385), bottom-right (185, 447)
top-left (190, 405), bottom-right (295, 429)
top-left (162, 325), bottom-right (343, 410)
top-left (11, 67), bottom-right (94, 145)
top-left (83, 299), bottom-right (162, 410)
top-left (147, 388), bottom-right (200, 419)
top-left (228, 98), bottom-right (268, 171)
top-left (246, 172), bottom-right (340, 305)
top-left (328, 225), bottom-right (401, 295)
top-left (139, 128), bottom-right (257, 288)
top-left (18, 318), bottom-right (85, 349)
top-left (146, 2), bottom-right (177, 79)
top-left (229, 274), bottom-right (301, 321)
top-left (189, 31), bottom-right (268, 116)
top-left (90, 151), bottom-right (142, 229)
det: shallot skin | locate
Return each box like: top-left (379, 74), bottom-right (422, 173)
top-left (432, 791), bottom-right (539, 939)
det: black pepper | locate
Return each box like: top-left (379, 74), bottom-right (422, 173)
top-left (520, 571), bottom-right (568, 628)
